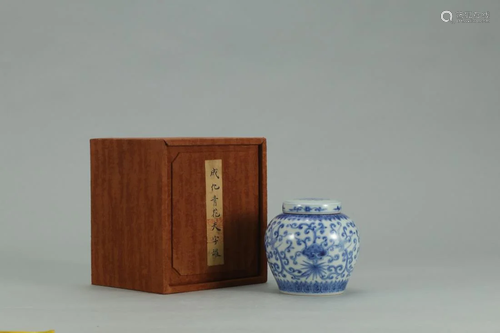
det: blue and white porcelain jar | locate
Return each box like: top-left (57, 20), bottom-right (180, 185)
top-left (265, 199), bottom-right (360, 295)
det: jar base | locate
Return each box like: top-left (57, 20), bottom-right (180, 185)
top-left (279, 290), bottom-right (345, 296)
top-left (274, 279), bottom-right (349, 295)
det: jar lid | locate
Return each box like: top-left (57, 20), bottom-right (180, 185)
top-left (282, 198), bottom-right (342, 214)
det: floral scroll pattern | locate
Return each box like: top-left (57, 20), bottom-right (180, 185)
top-left (265, 213), bottom-right (359, 294)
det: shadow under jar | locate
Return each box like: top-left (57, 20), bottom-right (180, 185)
top-left (265, 199), bottom-right (360, 295)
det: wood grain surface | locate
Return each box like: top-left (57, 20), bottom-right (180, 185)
top-left (90, 138), bottom-right (267, 294)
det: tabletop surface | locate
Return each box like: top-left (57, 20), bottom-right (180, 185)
top-left (1, 256), bottom-right (498, 333)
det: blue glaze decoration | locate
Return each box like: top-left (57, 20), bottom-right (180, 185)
top-left (282, 198), bottom-right (342, 215)
top-left (275, 279), bottom-right (349, 294)
top-left (265, 199), bottom-right (359, 295)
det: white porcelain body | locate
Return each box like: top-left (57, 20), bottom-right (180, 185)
top-left (265, 200), bottom-right (359, 295)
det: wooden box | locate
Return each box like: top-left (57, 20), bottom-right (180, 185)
top-left (90, 137), bottom-right (267, 294)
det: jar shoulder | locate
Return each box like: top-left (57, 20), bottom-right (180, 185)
top-left (269, 213), bottom-right (353, 224)
top-left (267, 213), bottom-right (357, 235)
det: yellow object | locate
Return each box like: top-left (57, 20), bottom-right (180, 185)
top-left (0, 331), bottom-right (54, 333)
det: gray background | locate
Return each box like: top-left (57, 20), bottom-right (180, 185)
top-left (1, 0), bottom-right (499, 332)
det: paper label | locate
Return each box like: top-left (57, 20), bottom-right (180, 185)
top-left (205, 159), bottom-right (224, 266)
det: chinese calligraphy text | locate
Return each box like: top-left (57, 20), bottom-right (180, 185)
top-left (205, 159), bottom-right (224, 266)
